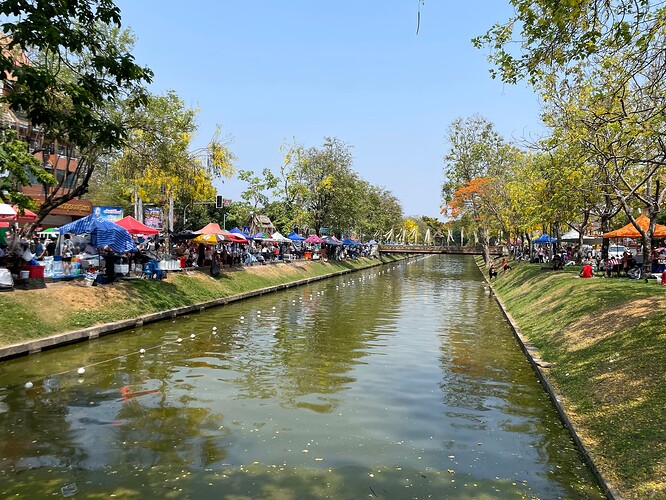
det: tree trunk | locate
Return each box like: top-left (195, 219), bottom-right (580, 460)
top-left (481, 226), bottom-right (491, 266)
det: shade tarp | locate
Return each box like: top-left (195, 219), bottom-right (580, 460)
top-left (287, 231), bottom-right (306, 241)
top-left (230, 227), bottom-right (250, 237)
top-left (250, 232), bottom-right (273, 240)
top-left (221, 230), bottom-right (248, 243)
top-left (342, 237), bottom-right (361, 246)
top-left (59, 215), bottom-right (137, 253)
top-left (193, 234), bottom-right (220, 244)
top-left (603, 215), bottom-right (666, 239)
top-left (325, 236), bottom-right (343, 246)
top-left (172, 230), bottom-right (198, 241)
top-left (115, 215), bottom-right (159, 235)
top-left (0, 205), bottom-right (37, 223)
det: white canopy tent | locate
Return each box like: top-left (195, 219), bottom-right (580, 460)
top-left (271, 231), bottom-right (292, 243)
top-left (560, 229), bottom-right (603, 244)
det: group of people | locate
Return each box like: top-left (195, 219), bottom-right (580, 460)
top-left (488, 257), bottom-right (511, 279)
top-left (1, 220), bottom-right (382, 285)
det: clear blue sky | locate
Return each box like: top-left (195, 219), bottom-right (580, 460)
top-left (114, 1), bottom-right (543, 220)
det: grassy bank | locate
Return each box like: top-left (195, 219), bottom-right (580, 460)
top-left (488, 259), bottom-right (666, 499)
top-left (0, 256), bottom-right (400, 348)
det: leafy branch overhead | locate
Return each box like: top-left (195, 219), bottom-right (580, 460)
top-left (0, 0), bottom-right (153, 150)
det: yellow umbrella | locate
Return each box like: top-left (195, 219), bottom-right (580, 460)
top-left (193, 234), bottom-right (220, 244)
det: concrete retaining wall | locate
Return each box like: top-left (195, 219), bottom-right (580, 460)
top-left (481, 265), bottom-right (619, 500)
top-left (0, 259), bottom-right (391, 361)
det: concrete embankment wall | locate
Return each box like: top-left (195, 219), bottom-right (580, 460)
top-left (0, 257), bottom-right (407, 362)
top-left (478, 260), bottom-right (617, 500)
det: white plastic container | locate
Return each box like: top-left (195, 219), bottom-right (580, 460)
top-left (20, 270), bottom-right (30, 279)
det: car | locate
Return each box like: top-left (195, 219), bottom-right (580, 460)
top-left (608, 245), bottom-right (628, 259)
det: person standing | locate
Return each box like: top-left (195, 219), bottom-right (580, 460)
top-left (61, 234), bottom-right (75, 277)
top-left (34, 238), bottom-right (46, 261)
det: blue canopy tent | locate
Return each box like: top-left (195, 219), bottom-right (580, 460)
top-left (287, 231), bottom-right (306, 241)
top-left (342, 237), bottom-right (361, 246)
top-left (533, 234), bottom-right (557, 244)
top-left (368, 239), bottom-right (377, 245)
top-left (59, 215), bottom-right (137, 253)
top-left (230, 227), bottom-right (250, 237)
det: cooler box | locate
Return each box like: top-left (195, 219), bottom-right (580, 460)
top-left (24, 265), bottom-right (45, 278)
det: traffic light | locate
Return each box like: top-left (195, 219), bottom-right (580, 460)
top-left (216, 195), bottom-right (223, 208)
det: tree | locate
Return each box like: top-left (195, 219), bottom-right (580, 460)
top-left (282, 137), bottom-right (355, 235)
top-left (442, 116), bottom-right (519, 263)
top-left (0, 1), bottom-right (152, 226)
top-left (112, 91), bottom-right (235, 245)
top-left (473, 0), bottom-right (663, 86)
top-left (0, 129), bottom-right (52, 207)
top-left (238, 168), bottom-right (278, 210)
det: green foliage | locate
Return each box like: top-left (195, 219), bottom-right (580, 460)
top-left (473, 0), bottom-right (658, 86)
top-left (0, 129), bottom-right (52, 209)
top-left (238, 167), bottom-right (277, 209)
top-left (0, 0), bottom-right (152, 150)
top-left (279, 137), bottom-right (403, 237)
top-left (107, 91), bottom-right (234, 228)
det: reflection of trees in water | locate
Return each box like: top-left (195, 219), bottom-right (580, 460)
top-left (230, 269), bottom-right (405, 412)
top-left (0, 341), bottom-right (230, 477)
top-left (434, 257), bottom-right (602, 496)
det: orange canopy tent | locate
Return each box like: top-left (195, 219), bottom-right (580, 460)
top-left (115, 215), bottom-right (159, 235)
top-left (603, 215), bottom-right (666, 239)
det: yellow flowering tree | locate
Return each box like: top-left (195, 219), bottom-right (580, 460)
top-left (112, 92), bottom-right (235, 237)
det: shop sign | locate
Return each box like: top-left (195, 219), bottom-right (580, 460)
top-left (50, 200), bottom-right (92, 217)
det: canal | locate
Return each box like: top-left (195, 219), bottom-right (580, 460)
top-left (0, 255), bottom-right (604, 498)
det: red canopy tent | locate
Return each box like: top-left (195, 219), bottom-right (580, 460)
top-left (0, 205), bottom-right (37, 223)
top-left (115, 215), bottom-right (159, 235)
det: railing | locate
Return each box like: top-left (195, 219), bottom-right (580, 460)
top-left (378, 244), bottom-right (503, 255)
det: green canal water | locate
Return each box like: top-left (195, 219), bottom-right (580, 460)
top-left (0, 255), bottom-right (604, 499)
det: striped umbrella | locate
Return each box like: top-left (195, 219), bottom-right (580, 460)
top-left (59, 215), bottom-right (137, 253)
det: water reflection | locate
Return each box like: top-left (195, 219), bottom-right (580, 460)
top-left (0, 256), bottom-right (604, 498)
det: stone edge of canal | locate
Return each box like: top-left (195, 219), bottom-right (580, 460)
top-left (480, 260), bottom-right (619, 500)
top-left (2, 254), bottom-right (616, 498)
top-left (0, 256), bottom-right (412, 361)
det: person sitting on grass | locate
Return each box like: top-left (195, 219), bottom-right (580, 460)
top-left (551, 253), bottom-right (564, 270)
top-left (579, 261), bottom-right (594, 278)
top-left (501, 257), bottom-right (511, 272)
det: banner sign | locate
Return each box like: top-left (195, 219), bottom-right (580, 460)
top-left (93, 206), bottom-right (124, 222)
top-left (144, 207), bottom-right (162, 229)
